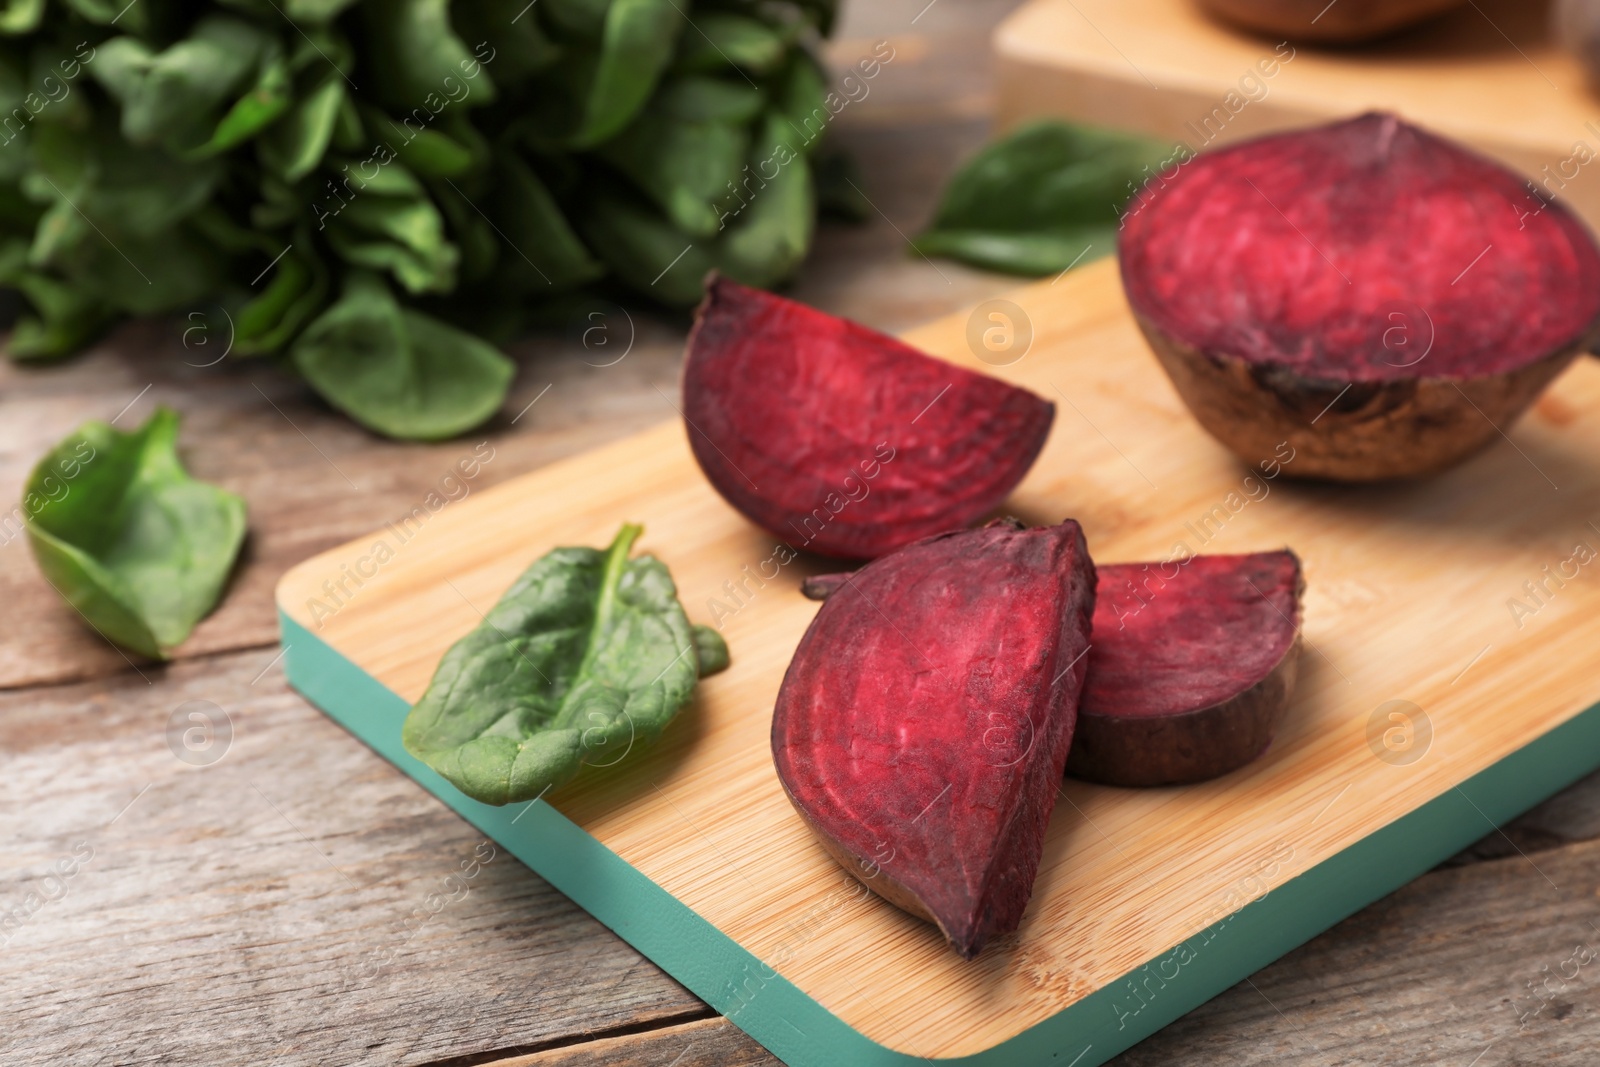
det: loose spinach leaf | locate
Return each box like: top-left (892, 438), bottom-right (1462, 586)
top-left (291, 271), bottom-right (514, 440)
top-left (25, 406), bottom-right (247, 659)
top-left (403, 523), bottom-right (728, 805)
top-left (914, 120), bottom-right (1177, 275)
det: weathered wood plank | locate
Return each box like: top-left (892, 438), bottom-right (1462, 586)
top-left (480, 1017), bottom-right (767, 1066)
top-left (0, 650), bottom-right (707, 1066)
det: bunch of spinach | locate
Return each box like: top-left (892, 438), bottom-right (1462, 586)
top-left (915, 121), bottom-right (1176, 275)
top-left (0, 0), bottom-right (837, 439)
top-left (402, 523), bottom-right (729, 805)
top-left (26, 406), bottom-right (247, 659)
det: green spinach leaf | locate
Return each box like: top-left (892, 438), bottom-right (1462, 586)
top-left (25, 407), bottom-right (247, 659)
top-left (259, 74), bottom-right (343, 181)
top-left (291, 270), bottom-right (513, 440)
top-left (361, 0), bottom-right (494, 112)
top-left (597, 105), bottom-right (749, 237)
top-left (914, 120), bottom-right (1176, 275)
top-left (672, 13), bottom-right (787, 75)
top-left (403, 523), bottom-right (728, 805)
top-left (91, 16), bottom-right (267, 149)
top-left (567, 0), bottom-right (683, 147)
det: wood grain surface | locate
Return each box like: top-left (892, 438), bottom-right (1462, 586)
top-left (5, 0), bottom-right (1600, 1064)
top-left (994, 0), bottom-right (1600, 227)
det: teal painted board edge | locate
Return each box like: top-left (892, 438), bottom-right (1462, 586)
top-left (280, 609), bottom-right (1600, 1066)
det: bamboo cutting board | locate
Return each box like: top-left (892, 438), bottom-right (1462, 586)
top-left (994, 0), bottom-right (1600, 229)
top-left (277, 259), bottom-right (1600, 1066)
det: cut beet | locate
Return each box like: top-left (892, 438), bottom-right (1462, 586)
top-left (773, 519), bottom-right (1096, 957)
top-left (682, 275), bottom-right (1055, 559)
top-left (1193, 0), bottom-right (1464, 42)
top-left (1120, 112), bottom-right (1600, 481)
top-left (1068, 551), bottom-right (1304, 787)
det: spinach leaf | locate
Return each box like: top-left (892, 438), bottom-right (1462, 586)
top-left (672, 13), bottom-right (788, 75)
top-left (487, 151), bottom-right (605, 291)
top-left (233, 244), bottom-right (329, 355)
top-left (652, 76), bottom-right (765, 124)
top-left (25, 407), bottom-right (247, 659)
top-left (578, 179), bottom-right (716, 305)
top-left (325, 189), bottom-right (460, 294)
top-left (597, 104), bottom-right (749, 237)
top-left (361, 0), bottom-right (494, 111)
top-left (914, 120), bottom-right (1176, 275)
top-left (258, 74), bottom-right (343, 180)
top-left (291, 271), bottom-right (513, 440)
top-left (452, 0), bottom-right (561, 81)
top-left (4, 263), bottom-right (116, 359)
top-left (567, 0), bottom-right (683, 147)
top-left (403, 523), bottom-right (728, 805)
top-left (691, 623), bottom-right (728, 675)
top-left (720, 110), bottom-right (812, 288)
top-left (91, 16), bottom-right (267, 149)
top-left (0, 0), bottom-right (43, 33)
top-left (189, 45), bottom-right (292, 157)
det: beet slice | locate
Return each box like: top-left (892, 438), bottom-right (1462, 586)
top-left (1068, 551), bottom-right (1304, 787)
top-left (681, 275), bottom-right (1055, 559)
top-left (1119, 112), bottom-right (1600, 481)
top-left (773, 519), bottom-right (1096, 958)
top-left (1193, 0), bottom-right (1465, 42)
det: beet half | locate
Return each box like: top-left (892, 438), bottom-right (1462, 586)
top-left (1120, 113), bottom-right (1600, 481)
top-left (681, 276), bottom-right (1055, 559)
top-left (1194, 0), bottom-right (1465, 42)
top-left (1067, 551), bottom-right (1304, 787)
top-left (773, 520), bottom-right (1096, 958)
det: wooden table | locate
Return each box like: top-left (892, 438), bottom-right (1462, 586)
top-left (2, 2), bottom-right (1598, 1063)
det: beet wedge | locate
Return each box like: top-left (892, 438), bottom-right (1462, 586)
top-left (774, 519), bottom-right (1096, 958)
top-left (682, 275), bottom-right (1055, 559)
top-left (1120, 112), bottom-right (1600, 481)
top-left (1068, 551), bottom-right (1304, 787)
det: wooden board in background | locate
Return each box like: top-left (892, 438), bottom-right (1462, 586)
top-left (994, 0), bottom-right (1600, 227)
top-left (277, 258), bottom-right (1600, 1065)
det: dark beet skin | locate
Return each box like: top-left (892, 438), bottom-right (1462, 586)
top-left (1194, 0), bottom-right (1464, 42)
top-left (772, 520), bottom-right (1096, 958)
top-left (682, 275), bottom-right (1055, 559)
top-left (1067, 551), bottom-right (1304, 787)
top-left (1120, 113), bottom-right (1600, 481)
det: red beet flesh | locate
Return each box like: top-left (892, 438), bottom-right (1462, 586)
top-left (1120, 113), bottom-right (1600, 481)
top-left (772, 520), bottom-right (1096, 957)
top-left (1068, 551), bottom-right (1304, 787)
top-left (682, 275), bottom-right (1055, 559)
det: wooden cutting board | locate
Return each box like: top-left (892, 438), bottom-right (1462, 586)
top-left (276, 258), bottom-right (1600, 1067)
top-left (994, 0), bottom-right (1600, 228)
